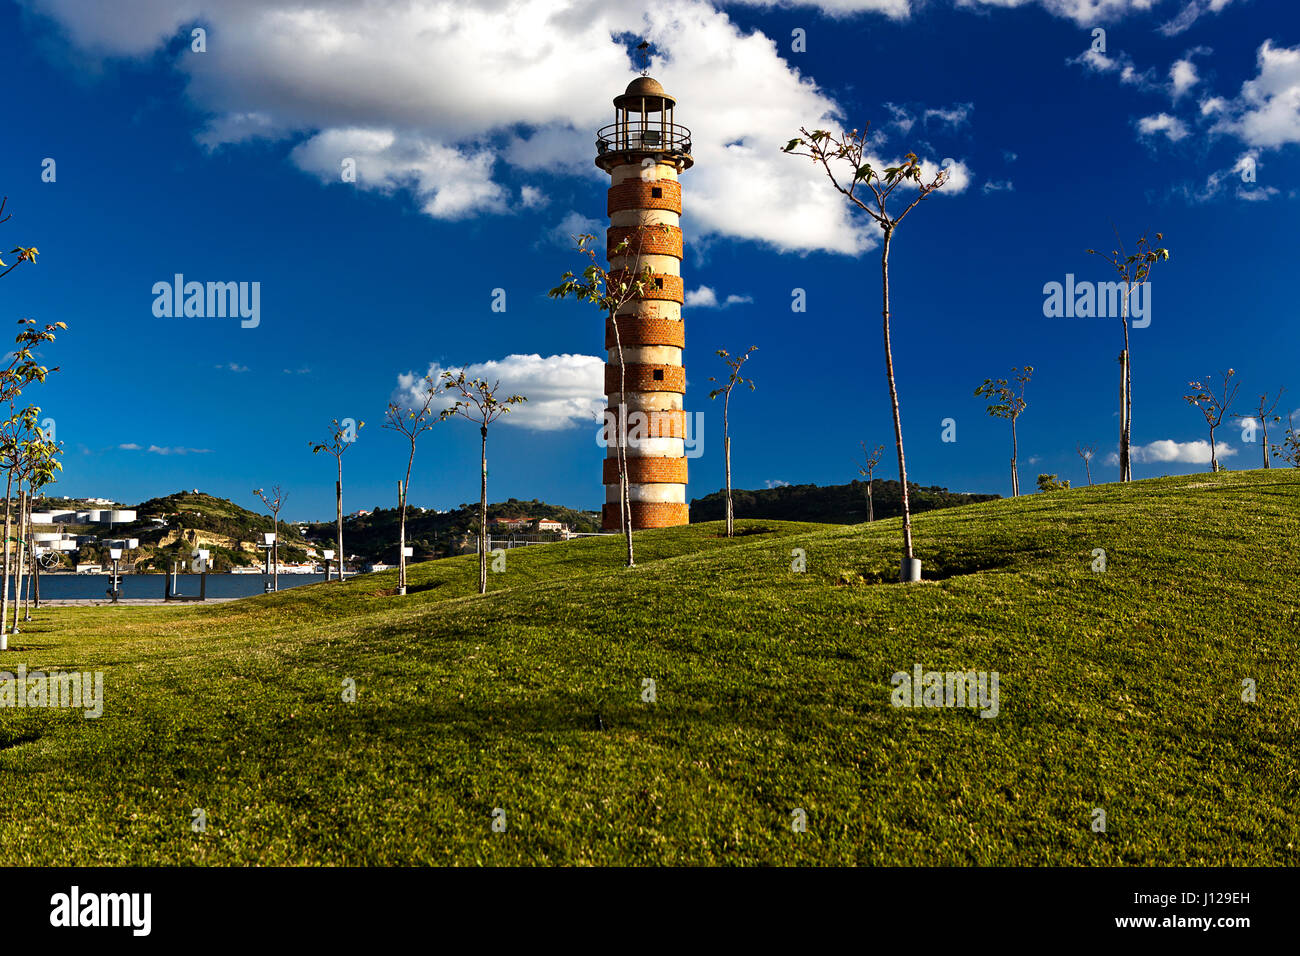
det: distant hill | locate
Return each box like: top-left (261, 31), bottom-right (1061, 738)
top-left (31, 490), bottom-right (312, 572)
top-left (689, 479), bottom-right (998, 524)
top-left (303, 498), bottom-right (603, 565)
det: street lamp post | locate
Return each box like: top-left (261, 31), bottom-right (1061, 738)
top-left (322, 549), bottom-right (335, 582)
top-left (262, 532), bottom-right (278, 592)
top-left (108, 546), bottom-right (123, 603)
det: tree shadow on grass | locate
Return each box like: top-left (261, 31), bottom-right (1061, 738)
top-left (836, 552), bottom-right (1015, 586)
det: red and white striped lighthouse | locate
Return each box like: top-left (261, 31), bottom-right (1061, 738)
top-left (594, 76), bottom-right (693, 530)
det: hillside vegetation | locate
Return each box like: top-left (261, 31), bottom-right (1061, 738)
top-left (0, 470), bottom-right (1296, 865)
top-left (307, 497), bottom-right (602, 564)
top-left (690, 479), bottom-right (998, 524)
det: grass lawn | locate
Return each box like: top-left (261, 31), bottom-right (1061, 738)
top-left (0, 469), bottom-right (1296, 865)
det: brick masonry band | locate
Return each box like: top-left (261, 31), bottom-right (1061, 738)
top-left (601, 501), bottom-right (690, 530)
top-left (605, 315), bottom-right (686, 349)
top-left (603, 407), bottom-right (688, 438)
top-left (607, 270), bottom-right (684, 304)
top-left (604, 363), bottom-right (686, 393)
top-left (603, 456), bottom-right (689, 484)
top-left (607, 225), bottom-right (683, 259)
top-left (607, 180), bottom-right (683, 216)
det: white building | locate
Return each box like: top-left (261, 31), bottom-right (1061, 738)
top-left (29, 509), bottom-right (136, 525)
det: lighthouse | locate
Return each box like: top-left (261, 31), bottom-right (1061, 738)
top-left (594, 76), bottom-right (693, 530)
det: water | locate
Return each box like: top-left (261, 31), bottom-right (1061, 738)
top-left (28, 573), bottom-right (333, 601)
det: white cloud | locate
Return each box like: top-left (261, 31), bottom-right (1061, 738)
top-left (215, 362), bottom-right (249, 372)
top-left (764, 479), bottom-right (791, 488)
top-left (1170, 58), bottom-right (1199, 99)
top-left (291, 127), bottom-right (507, 219)
top-left (1214, 40), bottom-right (1300, 149)
top-left (119, 442), bottom-right (212, 455)
top-left (982, 179), bottom-right (1014, 193)
top-left (550, 210), bottom-right (603, 247)
top-left (961, 1), bottom-right (1163, 26)
top-left (729, 0), bottom-right (910, 16)
top-left (519, 185), bottom-right (548, 209)
top-left (1067, 45), bottom-right (1159, 93)
top-left (31, 0), bottom-right (934, 255)
top-left (685, 286), bottom-right (753, 307)
top-left (1158, 0), bottom-right (1239, 37)
top-left (394, 353), bottom-right (605, 431)
top-left (883, 102), bottom-right (916, 135)
top-left (1199, 151), bottom-right (1268, 201)
top-left (923, 102), bottom-right (973, 129)
top-left (1137, 113), bottom-right (1190, 142)
top-left (1237, 184), bottom-right (1279, 201)
top-left (1130, 439), bottom-right (1238, 464)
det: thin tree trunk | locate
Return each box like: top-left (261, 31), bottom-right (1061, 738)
top-left (1119, 291), bottom-right (1133, 482)
top-left (479, 426), bottom-right (488, 595)
top-left (1085, 459), bottom-right (1092, 486)
top-left (1010, 418), bottom-right (1019, 497)
top-left (1210, 427), bottom-right (1218, 473)
top-left (397, 477), bottom-right (408, 595)
top-left (1125, 347), bottom-right (1133, 481)
top-left (613, 312), bottom-right (634, 568)
top-left (723, 393), bottom-right (733, 537)
top-left (1262, 421), bottom-right (1270, 469)
top-left (2, 471), bottom-right (14, 639)
top-left (272, 511), bottom-right (279, 591)
top-left (880, 228), bottom-right (915, 568)
top-left (335, 458), bottom-right (344, 581)
top-left (866, 480), bottom-right (874, 522)
top-left (23, 483), bottom-right (33, 620)
top-left (22, 547), bottom-right (32, 622)
top-left (13, 487), bottom-right (26, 633)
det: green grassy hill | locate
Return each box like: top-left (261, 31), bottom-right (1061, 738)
top-left (1, 470), bottom-right (1296, 865)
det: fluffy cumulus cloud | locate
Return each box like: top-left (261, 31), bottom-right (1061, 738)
top-left (24, 0), bottom-right (978, 255)
top-left (1170, 58), bottom-right (1199, 98)
top-left (1129, 439), bottom-right (1238, 464)
top-left (1215, 41), bottom-right (1300, 149)
top-left (393, 353), bottom-right (604, 431)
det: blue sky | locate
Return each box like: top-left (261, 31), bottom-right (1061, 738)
top-left (1, 0), bottom-right (1296, 521)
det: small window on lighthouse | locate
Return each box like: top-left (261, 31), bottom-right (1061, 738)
top-left (653, 369), bottom-right (665, 381)
top-left (651, 186), bottom-right (663, 198)
top-left (654, 278), bottom-right (664, 289)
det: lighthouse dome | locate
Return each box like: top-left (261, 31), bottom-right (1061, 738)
top-left (614, 76), bottom-right (676, 111)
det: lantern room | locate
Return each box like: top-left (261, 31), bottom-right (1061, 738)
top-left (595, 76), bottom-right (693, 172)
